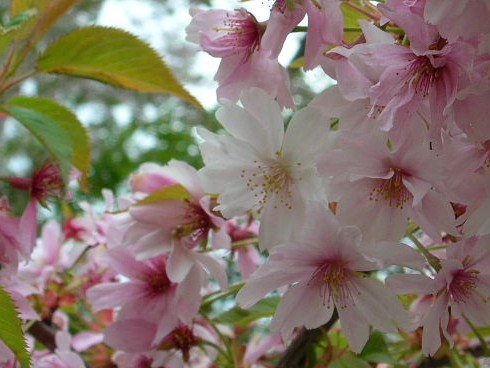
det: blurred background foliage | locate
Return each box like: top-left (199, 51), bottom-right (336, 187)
top-left (0, 0), bottom-right (325, 215)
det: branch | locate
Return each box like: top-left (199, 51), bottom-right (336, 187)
top-left (275, 310), bottom-right (339, 368)
top-left (27, 321), bottom-right (57, 351)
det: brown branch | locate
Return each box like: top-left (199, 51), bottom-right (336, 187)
top-left (27, 321), bottom-right (57, 351)
top-left (275, 310), bottom-right (339, 368)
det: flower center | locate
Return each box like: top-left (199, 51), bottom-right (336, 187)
top-left (213, 9), bottom-right (262, 55)
top-left (310, 260), bottom-right (355, 309)
top-left (242, 157), bottom-right (298, 210)
top-left (143, 258), bottom-right (173, 295)
top-left (159, 325), bottom-right (200, 363)
top-left (448, 268), bottom-right (480, 304)
top-left (172, 202), bottom-right (212, 246)
top-left (407, 56), bottom-right (441, 96)
top-left (370, 168), bottom-right (411, 209)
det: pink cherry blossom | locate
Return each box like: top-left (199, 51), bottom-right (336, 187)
top-left (0, 197), bottom-right (23, 274)
top-left (33, 331), bottom-right (85, 368)
top-left (105, 319), bottom-right (217, 367)
top-left (197, 87), bottom-right (330, 249)
top-left (236, 203), bottom-right (412, 353)
top-left (320, 125), bottom-right (457, 244)
top-left (226, 216), bottom-right (261, 279)
top-left (110, 160), bottom-right (229, 288)
top-left (87, 248), bottom-right (201, 343)
top-left (186, 7), bottom-right (293, 108)
top-left (388, 235), bottom-right (490, 356)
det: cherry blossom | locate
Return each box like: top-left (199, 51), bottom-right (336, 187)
top-left (320, 125), bottom-right (456, 244)
top-left (186, 7), bottom-right (293, 108)
top-left (87, 248), bottom-right (201, 343)
top-left (388, 235), bottom-right (490, 356)
top-left (197, 87), bottom-right (330, 249)
top-left (237, 203), bottom-right (413, 353)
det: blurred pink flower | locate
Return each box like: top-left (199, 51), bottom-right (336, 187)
top-left (87, 248), bottom-right (201, 343)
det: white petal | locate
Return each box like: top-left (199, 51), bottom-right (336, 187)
top-left (282, 106), bottom-right (331, 163)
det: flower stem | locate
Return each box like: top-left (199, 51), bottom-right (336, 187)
top-left (201, 282), bottom-right (244, 309)
top-left (463, 314), bottom-right (490, 356)
top-left (407, 233), bottom-right (441, 272)
top-left (232, 238), bottom-right (258, 248)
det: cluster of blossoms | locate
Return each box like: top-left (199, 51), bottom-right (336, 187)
top-left (186, 0), bottom-right (490, 361)
top-left (2, 0), bottom-right (490, 367)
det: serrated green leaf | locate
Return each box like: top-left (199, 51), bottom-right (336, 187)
top-left (10, 0), bottom-right (79, 43)
top-left (37, 26), bottom-right (203, 109)
top-left (135, 184), bottom-right (191, 206)
top-left (6, 97), bottom-right (91, 190)
top-left (0, 285), bottom-right (31, 368)
top-left (213, 297), bottom-right (279, 327)
top-left (1, 100), bottom-right (82, 186)
top-left (0, 9), bottom-right (38, 57)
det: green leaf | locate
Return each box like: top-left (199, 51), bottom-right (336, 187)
top-left (10, 0), bottom-right (79, 42)
top-left (2, 97), bottom-right (91, 188)
top-left (0, 9), bottom-right (38, 57)
top-left (37, 26), bottom-right (203, 109)
top-left (330, 353), bottom-right (371, 368)
top-left (0, 285), bottom-right (31, 368)
top-left (135, 184), bottom-right (192, 206)
top-left (340, 1), bottom-right (370, 44)
top-left (289, 56), bottom-right (304, 69)
top-left (360, 330), bottom-right (395, 364)
top-left (213, 297), bottom-right (279, 327)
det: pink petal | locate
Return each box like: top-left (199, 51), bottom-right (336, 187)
top-left (337, 303), bottom-right (370, 353)
top-left (104, 319), bottom-right (156, 352)
top-left (270, 282), bottom-right (334, 341)
top-left (193, 252), bottom-right (228, 289)
top-left (87, 282), bottom-right (146, 312)
top-left (167, 242), bottom-right (194, 283)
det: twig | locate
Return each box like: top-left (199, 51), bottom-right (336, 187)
top-left (27, 321), bottom-right (57, 351)
top-left (275, 310), bottom-right (339, 368)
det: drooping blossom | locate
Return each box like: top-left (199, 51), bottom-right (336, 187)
top-left (387, 235), bottom-right (490, 356)
top-left (8, 163), bottom-right (68, 258)
top-left (186, 7), bottom-right (293, 108)
top-left (197, 87), bottom-right (330, 249)
top-left (0, 197), bottom-right (24, 274)
top-left (236, 203), bottom-right (413, 353)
